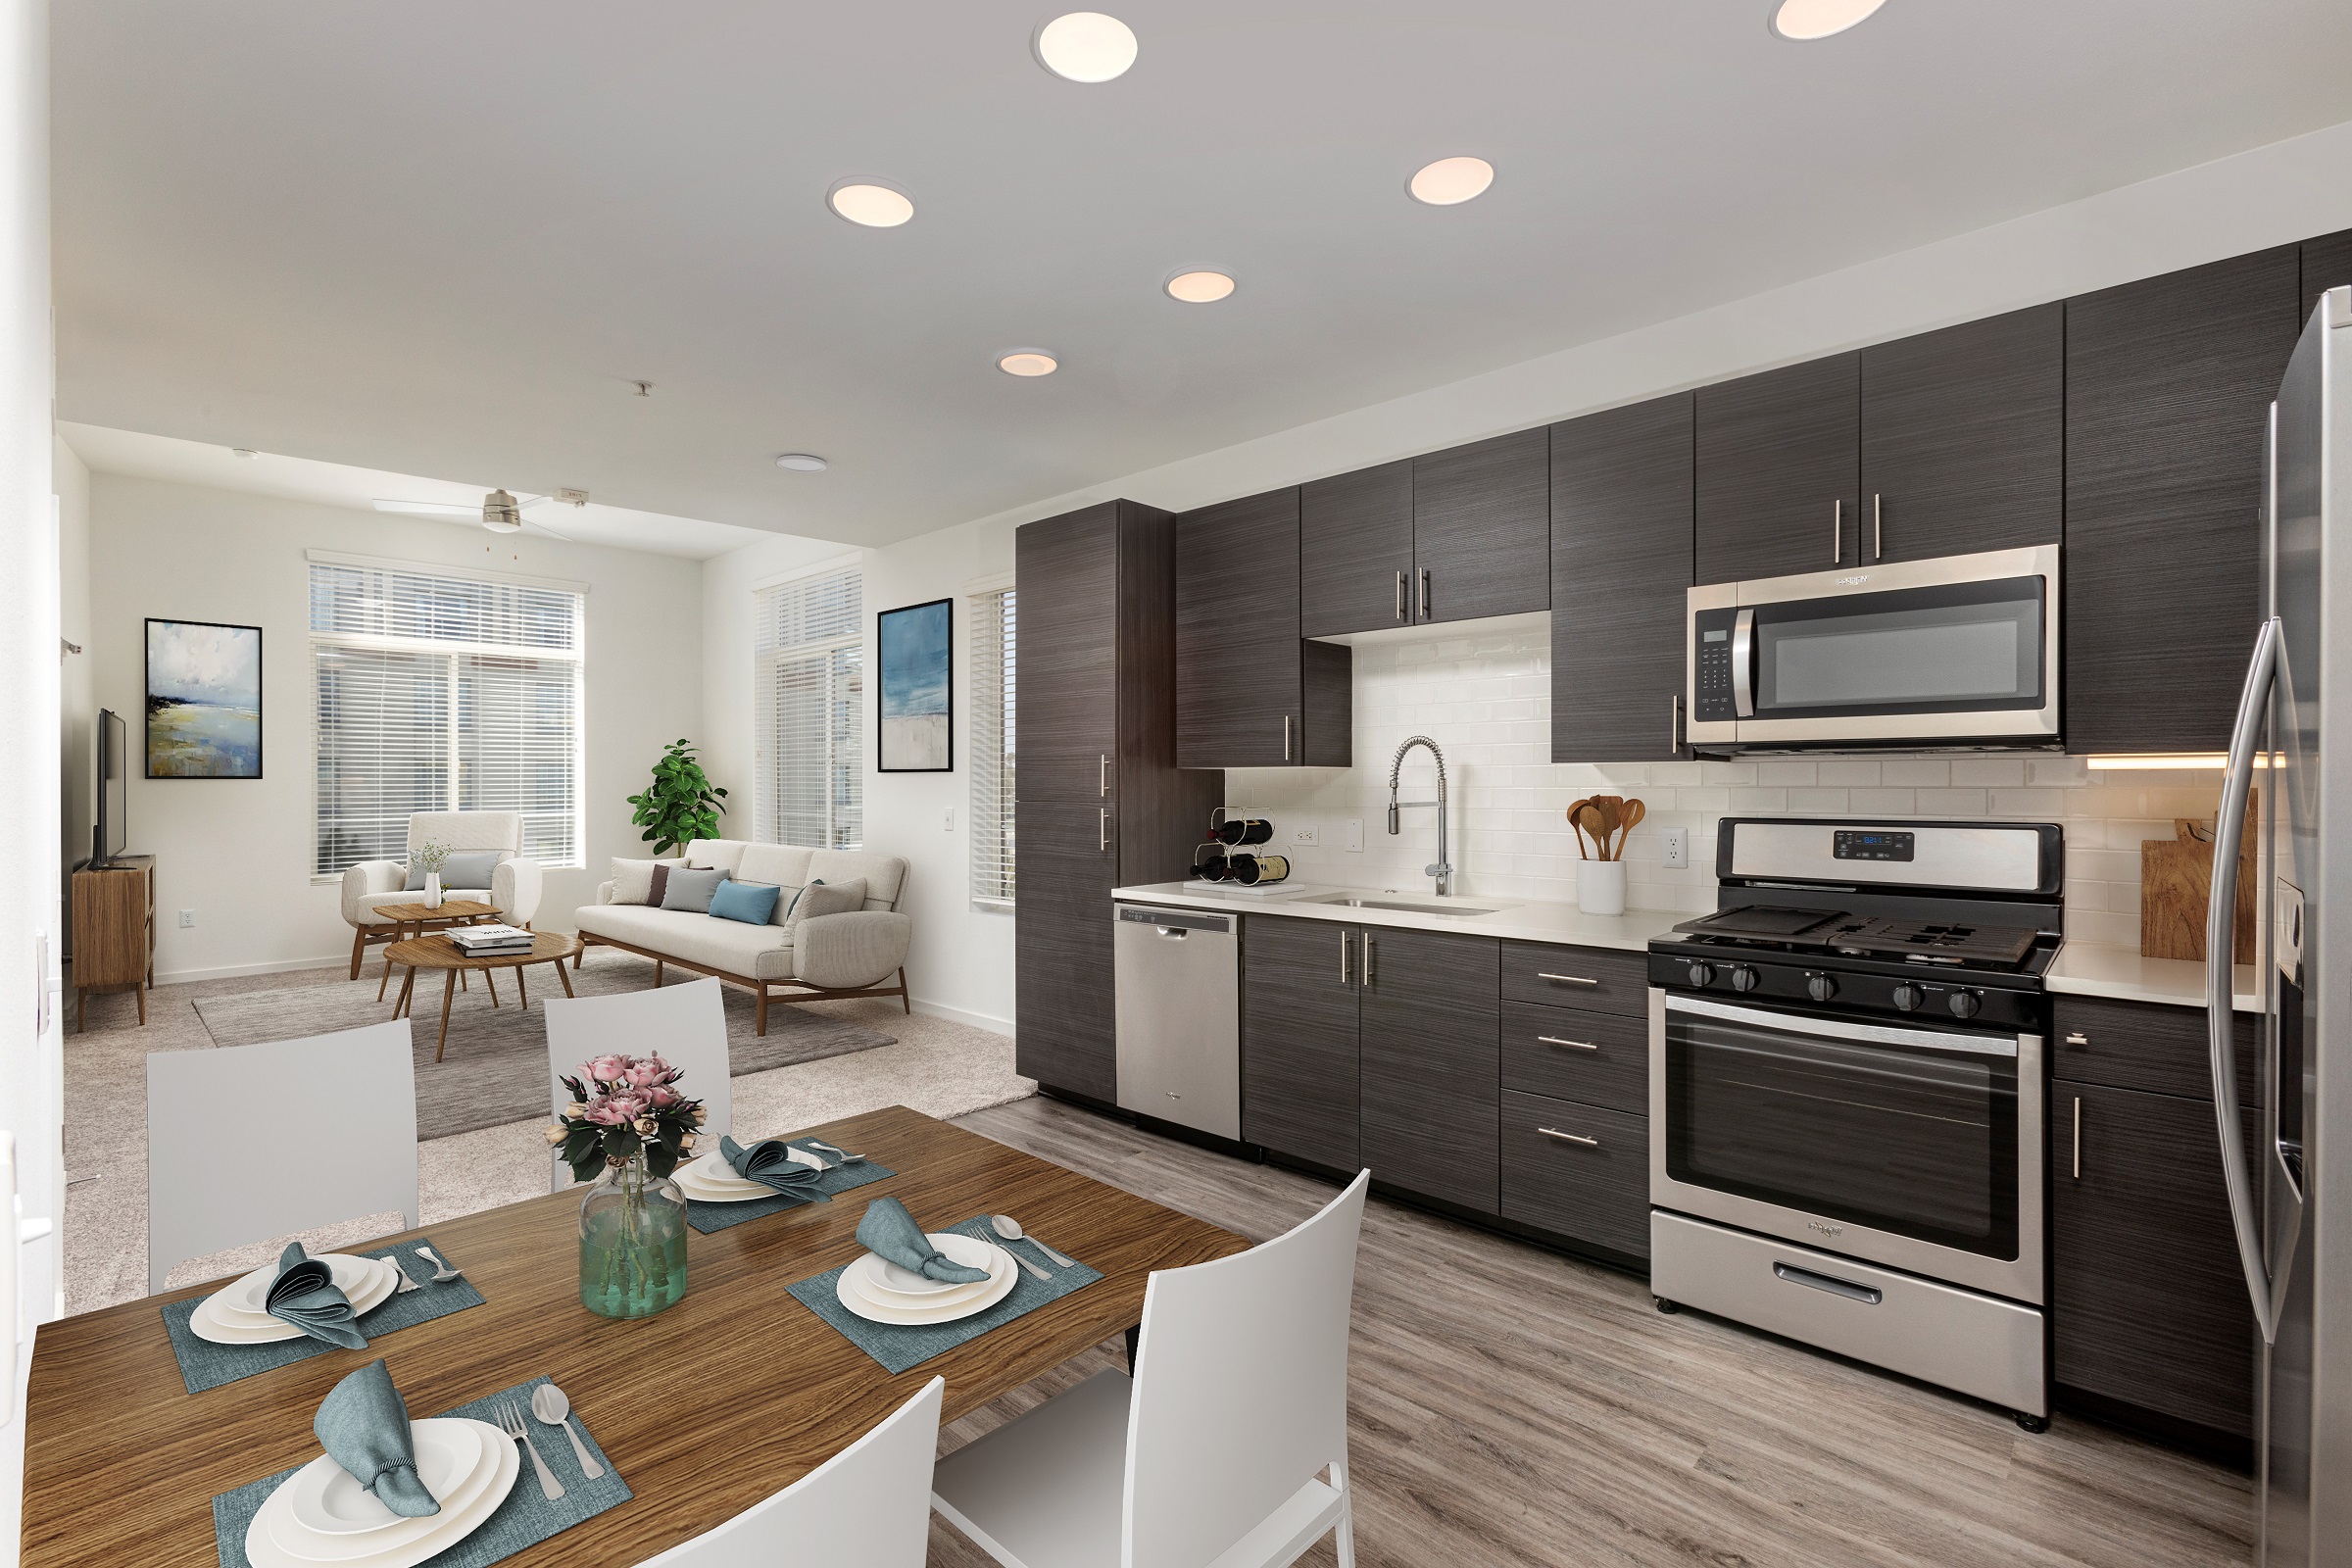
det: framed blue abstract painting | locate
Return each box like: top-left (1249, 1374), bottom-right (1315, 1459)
top-left (877, 598), bottom-right (952, 772)
top-left (145, 618), bottom-right (264, 778)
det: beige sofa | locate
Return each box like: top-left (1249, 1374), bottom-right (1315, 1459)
top-left (573, 839), bottom-right (911, 1034)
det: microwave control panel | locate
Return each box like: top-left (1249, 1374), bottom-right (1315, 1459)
top-left (1690, 607), bottom-right (1742, 722)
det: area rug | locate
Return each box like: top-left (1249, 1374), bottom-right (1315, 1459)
top-left (191, 950), bottom-right (897, 1140)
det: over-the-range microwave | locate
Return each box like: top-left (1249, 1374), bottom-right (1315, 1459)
top-left (1686, 544), bottom-right (2059, 753)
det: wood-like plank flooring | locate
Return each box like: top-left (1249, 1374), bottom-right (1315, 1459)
top-left (934, 1096), bottom-right (2252, 1568)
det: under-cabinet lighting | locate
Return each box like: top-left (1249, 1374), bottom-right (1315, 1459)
top-left (2083, 754), bottom-right (2273, 770)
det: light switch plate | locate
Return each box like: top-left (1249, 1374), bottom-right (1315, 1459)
top-left (1289, 823), bottom-right (1320, 847)
top-left (177, 909), bottom-right (196, 928)
top-left (1661, 827), bottom-right (1690, 870)
top-left (941, 808), bottom-right (955, 832)
top-left (1345, 818), bottom-right (1364, 853)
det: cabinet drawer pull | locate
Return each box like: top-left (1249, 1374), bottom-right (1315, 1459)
top-left (1339, 929), bottom-right (1350, 984)
top-left (1395, 569), bottom-right (1406, 622)
top-left (1537, 972), bottom-right (1599, 986)
top-left (2064, 1032), bottom-right (2088, 1046)
top-left (1537, 1127), bottom-right (1598, 1147)
top-left (1363, 934), bottom-right (1376, 985)
top-left (1100, 754), bottom-right (1108, 797)
top-left (1284, 713), bottom-right (1292, 761)
top-left (1417, 567), bottom-right (1431, 621)
top-left (1099, 808), bottom-right (1107, 853)
top-left (1872, 492), bottom-right (1883, 561)
top-left (1537, 1035), bottom-right (1598, 1051)
top-left (2072, 1095), bottom-right (2082, 1180)
top-left (1832, 498), bottom-right (1842, 564)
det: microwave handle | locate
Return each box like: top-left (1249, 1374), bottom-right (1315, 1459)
top-left (1732, 609), bottom-right (1755, 718)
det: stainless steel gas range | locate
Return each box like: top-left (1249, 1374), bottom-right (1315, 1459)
top-left (1645, 817), bottom-right (2063, 1429)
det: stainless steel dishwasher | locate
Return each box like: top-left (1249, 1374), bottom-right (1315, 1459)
top-left (1112, 903), bottom-right (1240, 1139)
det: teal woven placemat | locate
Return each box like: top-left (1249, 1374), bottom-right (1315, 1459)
top-left (682, 1139), bottom-right (894, 1234)
top-left (210, 1374), bottom-right (629, 1568)
top-left (785, 1214), bottom-right (1102, 1375)
top-left (163, 1238), bottom-right (487, 1396)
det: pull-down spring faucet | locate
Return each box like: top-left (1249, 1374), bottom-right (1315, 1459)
top-left (1386, 735), bottom-right (1453, 897)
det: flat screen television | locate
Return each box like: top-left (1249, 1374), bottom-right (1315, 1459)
top-left (93, 708), bottom-right (127, 867)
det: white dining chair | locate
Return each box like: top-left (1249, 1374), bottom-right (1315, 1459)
top-left (146, 1022), bottom-right (420, 1293)
top-left (931, 1170), bottom-right (1371, 1568)
top-left (543, 978), bottom-right (732, 1193)
top-left (631, 1375), bottom-right (944, 1567)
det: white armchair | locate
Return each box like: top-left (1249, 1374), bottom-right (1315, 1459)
top-left (339, 810), bottom-right (544, 978)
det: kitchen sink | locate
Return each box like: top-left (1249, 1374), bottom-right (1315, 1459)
top-left (1300, 894), bottom-right (1512, 918)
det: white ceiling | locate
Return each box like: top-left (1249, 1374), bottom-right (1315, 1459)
top-left (53, 1), bottom-right (2352, 551)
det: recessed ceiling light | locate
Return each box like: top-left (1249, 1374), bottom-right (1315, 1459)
top-left (1034, 13), bottom-right (1138, 83)
top-left (827, 181), bottom-right (914, 227)
top-left (229, 447), bottom-right (260, 459)
top-left (1407, 156), bottom-right (1494, 206)
top-left (775, 453), bottom-right (829, 472)
top-left (998, 351), bottom-right (1059, 377)
top-left (1770, 0), bottom-right (1887, 40)
top-left (1165, 270), bottom-right (1236, 304)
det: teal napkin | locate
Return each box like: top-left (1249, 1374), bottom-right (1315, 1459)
top-left (856, 1197), bottom-right (990, 1284)
top-left (269, 1243), bottom-right (368, 1350)
top-left (313, 1359), bottom-right (439, 1518)
top-left (720, 1135), bottom-right (826, 1199)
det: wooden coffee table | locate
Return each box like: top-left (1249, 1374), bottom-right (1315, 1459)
top-left (369, 900), bottom-right (500, 1002)
top-left (385, 930), bottom-right (582, 1061)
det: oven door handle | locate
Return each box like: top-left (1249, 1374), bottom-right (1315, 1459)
top-left (1731, 608), bottom-right (1755, 719)
top-left (1664, 993), bottom-right (2020, 1057)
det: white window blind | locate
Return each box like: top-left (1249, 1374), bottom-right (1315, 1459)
top-left (969, 586), bottom-right (1015, 907)
top-left (310, 561), bottom-right (584, 875)
top-left (755, 565), bottom-right (863, 850)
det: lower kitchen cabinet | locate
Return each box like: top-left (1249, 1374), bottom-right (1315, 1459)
top-left (1499, 1001), bottom-right (1647, 1115)
top-left (1500, 1091), bottom-right (1650, 1261)
top-left (1241, 916), bottom-right (1361, 1172)
top-left (1013, 804), bottom-right (1120, 1103)
top-left (1358, 928), bottom-right (1499, 1213)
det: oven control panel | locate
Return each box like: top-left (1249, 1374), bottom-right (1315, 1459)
top-left (1647, 950), bottom-right (2045, 1033)
top-left (1834, 829), bottom-right (1914, 861)
top-left (1690, 607), bottom-right (1741, 723)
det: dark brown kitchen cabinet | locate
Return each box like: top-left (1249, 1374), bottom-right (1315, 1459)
top-left (2051, 1077), bottom-right (2256, 1439)
top-left (1550, 394), bottom-right (1693, 762)
top-left (1241, 916), bottom-right (1361, 1172)
top-left (1858, 303), bottom-right (2063, 564)
top-left (1695, 353), bottom-right (1860, 584)
top-left (2065, 247), bottom-right (2301, 755)
top-left (1500, 1091), bottom-right (1650, 1260)
top-left (1175, 488), bottom-right (1350, 768)
top-left (1358, 928), bottom-right (1499, 1214)
top-left (1411, 428), bottom-right (1551, 623)
top-left (1014, 502), bottom-right (1222, 1103)
top-left (2302, 227), bottom-right (2352, 323)
top-left (1301, 460), bottom-right (1414, 637)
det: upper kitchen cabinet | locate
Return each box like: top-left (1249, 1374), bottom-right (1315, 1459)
top-left (1551, 394), bottom-right (1694, 762)
top-left (1411, 428), bottom-right (1552, 622)
top-left (1175, 487), bottom-right (1350, 769)
top-left (1694, 353), bottom-right (1860, 584)
top-left (2302, 227), bottom-right (2352, 323)
top-left (1301, 460), bottom-right (1415, 637)
top-left (2066, 247), bottom-right (2300, 755)
top-left (1859, 303), bottom-right (2063, 564)
top-left (1014, 504), bottom-right (1119, 803)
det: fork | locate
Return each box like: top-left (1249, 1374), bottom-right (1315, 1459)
top-left (805, 1139), bottom-right (865, 1165)
top-left (500, 1400), bottom-right (565, 1501)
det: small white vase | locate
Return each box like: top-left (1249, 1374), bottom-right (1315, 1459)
top-left (1577, 859), bottom-right (1627, 917)
top-left (423, 871), bottom-right (444, 910)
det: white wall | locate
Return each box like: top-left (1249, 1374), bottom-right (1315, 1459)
top-left (81, 472), bottom-right (706, 982)
top-left (56, 437), bottom-right (88, 900)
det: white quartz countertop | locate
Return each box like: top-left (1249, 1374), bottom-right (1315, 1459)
top-left (2046, 942), bottom-right (2260, 1013)
top-left (1111, 882), bottom-right (1685, 953)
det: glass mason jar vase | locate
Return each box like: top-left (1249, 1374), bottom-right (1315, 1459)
top-left (578, 1158), bottom-right (688, 1319)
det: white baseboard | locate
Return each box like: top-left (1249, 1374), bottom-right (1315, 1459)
top-left (148, 955), bottom-right (352, 987)
top-left (910, 998), bottom-right (1012, 1037)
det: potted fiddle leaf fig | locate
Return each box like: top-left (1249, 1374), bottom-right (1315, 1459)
top-left (626, 739), bottom-right (728, 854)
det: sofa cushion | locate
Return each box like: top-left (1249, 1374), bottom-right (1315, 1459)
top-left (662, 867), bottom-right (730, 913)
top-left (409, 850), bottom-right (504, 891)
top-left (684, 840), bottom-right (750, 875)
top-left (786, 879), bottom-right (866, 931)
top-left (609, 857), bottom-right (685, 906)
top-left (736, 844), bottom-right (812, 896)
top-left (710, 879), bottom-right (782, 925)
top-left (808, 850), bottom-right (908, 911)
top-left (575, 904), bottom-right (796, 980)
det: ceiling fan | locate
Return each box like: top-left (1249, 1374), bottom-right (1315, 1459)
top-left (370, 488), bottom-right (587, 541)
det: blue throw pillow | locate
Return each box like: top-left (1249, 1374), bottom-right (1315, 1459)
top-left (708, 878), bottom-right (781, 925)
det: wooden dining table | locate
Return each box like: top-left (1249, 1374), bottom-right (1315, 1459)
top-left (21, 1105), bottom-right (1250, 1568)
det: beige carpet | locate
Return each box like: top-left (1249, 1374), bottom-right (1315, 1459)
top-left (65, 959), bottom-right (1035, 1315)
top-left (194, 950), bottom-right (897, 1139)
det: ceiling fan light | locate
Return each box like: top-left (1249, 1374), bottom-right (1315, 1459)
top-left (482, 489), bottom-right (524, 532)
top-left (1034, 13), bottom-right (1138, 83)
top-left (1770, 0), bottom-right (1888, 40)
top-left (998, 351), bottom-right (1059, 377)
top-left (827, 181), bottom-right (915, 227)
top-left (1407, 156), bottom-right (1494, 206)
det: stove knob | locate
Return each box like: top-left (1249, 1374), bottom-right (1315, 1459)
top-left (1805, 972), bottom-right (1838, 1003)
top-left (1891, 983), bottom-right (1925, 1013)
top-left (1947, 989), bottom-right (1983, 1020)
top-left (1687, 961), bottom-right (1716, 988)
top-left (1729, 965), bottom-right (1761, 994)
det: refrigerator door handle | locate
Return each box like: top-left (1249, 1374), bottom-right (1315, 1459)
top-left (2208, 613), bottom-right (2288, 1345)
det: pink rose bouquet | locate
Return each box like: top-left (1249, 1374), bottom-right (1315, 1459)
top-left (548, 1053), bottom-right (706, 1182)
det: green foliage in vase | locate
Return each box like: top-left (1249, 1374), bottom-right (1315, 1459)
top-left (626, 738), bottom-right (729, 854)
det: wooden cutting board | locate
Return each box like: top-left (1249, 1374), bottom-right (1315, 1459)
top-left (2140, 790), bottom-right (2257, 964)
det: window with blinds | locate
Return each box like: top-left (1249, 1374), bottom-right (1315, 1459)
top-left (969, 586), bottom-right (1015, 908)
top-left (310, 559), bottom-right (584, 875)
top-left (754, 564), bottom-right (863, 850)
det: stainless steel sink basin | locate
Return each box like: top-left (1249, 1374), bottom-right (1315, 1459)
top-left (1301, 894), bottom-right (1511, 918)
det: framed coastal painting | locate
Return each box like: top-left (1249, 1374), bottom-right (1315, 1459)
top-left (876, 598), bottom-right (952, 772)
top-left (145, 617), bottom-right (264, 778)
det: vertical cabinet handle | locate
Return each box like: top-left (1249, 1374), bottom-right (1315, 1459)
top-left (1284, 713), bottom-right (1292, 761)
top-left (1099, 754), bottom-right (1107, 798)
top-left (1670, 695), bottom-right (1682, 758)
top-left (2072, 1096), bottom-right (2082, 1180)
top-left (1417, 567), bottom-right (1431, 621)
top-left (1099, 808), bottom-right (1107, 854)
top-left (1872, 493), bottom-right (1883, 561)
top-left (1832, 498), bottom-right (1843, 564)
top-left (1395, 569), bottom-right (1406, 622)
top-left (1339, 929), bottom-right (1350, 984)
top-left (1362, 933), bottom-right (1376, 986)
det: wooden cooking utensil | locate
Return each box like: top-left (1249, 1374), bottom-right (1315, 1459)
top-left (1573, 802), bottom-right (1607, 861)
top-left (1614, 799), bottom-right (1646, 860)
top-left (1565, 798), bottom-right (1592, 859)
top-left (1593, 797), bottom-right (1623, 859)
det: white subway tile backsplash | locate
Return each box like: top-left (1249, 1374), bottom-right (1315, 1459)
top-left (1949, 758), bottom-right (2027, 787)
top-left (1882, 759), bottom-right (1951, 787)
top-left (1914, 788), bottom-right (1988, 814)
top-left (1730, 787), bottom-right (1789, 811)
top-left (1754, 760), bottom-right (1819, 786)
top-left (1787, 788), bottom-right (1851, 812)
top-left (1815, 759), bottom-right (1883, 786)
top-left (1700, 760), bottom-right (1758, 787)
top-left (1848, 788), bottom-right (1917, 814)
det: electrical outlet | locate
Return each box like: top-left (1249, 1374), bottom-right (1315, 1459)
top-left (177, 909), bottom-right (196, 928)
top-left (1289, 823), bottom-right (1320, 847)
top-left (1345, 818), bottom-right (1365, 853)
top-left (1661, 827), bottom-right (1690, 870)
top-left (942, 807), bottom-right (955, 832)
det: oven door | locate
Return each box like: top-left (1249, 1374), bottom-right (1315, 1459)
top-left (1685, 544), bottom-right (2059, 748)
top-left (1649, 990), bottom-right (2044, 1303)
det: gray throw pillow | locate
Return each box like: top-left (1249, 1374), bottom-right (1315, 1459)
top-left (785, 877), bottom-right (867, 931)
top-left (661, 866), bottom-right (731, 913)
top-left (408, 850), bottom-right (504, 891)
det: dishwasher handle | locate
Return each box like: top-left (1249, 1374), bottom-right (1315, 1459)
top-left (1114, 906), bottom-right (1234, 937)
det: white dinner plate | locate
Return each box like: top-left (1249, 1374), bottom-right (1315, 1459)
top-left (676, 1151), bottom-right (824, 1203)
top-left (222, 1255), bottom-right (389, 1315)
top-left (673, 1168), bottom-right (770, 1204)
top-left (253, 1421), bottom-right (516, 1568)
top-left (835, 1235), bottom-right (1016, 1326)
top-left (849, 1249), bottom-right (999, 1307)
top-left (286, 1418), bottom-right (485, 1537)
top-left (211, 1259), bottom-right (400, 1329)
top-left (191, 1258), bottom-right (400, 1346)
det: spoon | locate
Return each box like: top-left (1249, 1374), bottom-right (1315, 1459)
top-left (530, 1383), bottom-right (606, 1480)
top-left (1613, 800), bottom-right (1646, 859)
top-left (416, 1245), bottom-right (463, 1283)
top-left (990, 1214), bottom-right (1075, 1269)
top-left (1564, 798), bottom-right (1593, 859)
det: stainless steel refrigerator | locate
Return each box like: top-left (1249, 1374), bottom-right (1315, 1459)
top-left (2210, 281), bottom-right (2351, 1567)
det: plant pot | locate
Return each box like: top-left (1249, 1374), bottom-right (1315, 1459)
top-left (1577, 859), bottom-right (1627, 917)
top-left (423, 871), bottom-right (444, 910)
top-left (578, 1159), bottom-right (688, 1319)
